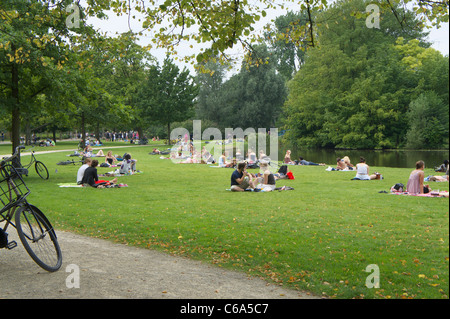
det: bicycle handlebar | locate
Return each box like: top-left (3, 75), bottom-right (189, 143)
top-left (0, 145), bottom-right (25, 166)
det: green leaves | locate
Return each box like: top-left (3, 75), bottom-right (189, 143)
top-left (281, 0), bottom-right (449, 150)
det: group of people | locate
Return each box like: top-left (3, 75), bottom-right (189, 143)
top-left (104, 131), bottom-right (140, 143)
top-left (230, 149), bottom-right (449, 195)
top-left (76, 158), bottom-right (118, 188)
top-left (230, 161), bottom-right (278, 192)
top-left (406, 159), bottom-right (449, 195)
top-left (76, 152), bottom-right (138, 188)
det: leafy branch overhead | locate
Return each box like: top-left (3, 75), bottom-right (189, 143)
top-left (85, 0), bottom-right (447, 65)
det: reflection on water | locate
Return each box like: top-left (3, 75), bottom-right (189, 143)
top-left (281, 149), bottom-right (449, 168)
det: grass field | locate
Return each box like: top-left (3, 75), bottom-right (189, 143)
top-left (5, 141), bottom-right (449, 299)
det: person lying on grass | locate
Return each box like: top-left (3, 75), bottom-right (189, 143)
top-left (296, 157), bottom-right (325, 166)
top-left (82, 159), bottom-right (118, 188)
top-left (230, 162), bottom-right (255, 192)
top-left (82, 145), bottom-right (105, 158)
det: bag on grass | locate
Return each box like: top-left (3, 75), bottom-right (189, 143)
top-left (390, 183), bottom-right (404, 192)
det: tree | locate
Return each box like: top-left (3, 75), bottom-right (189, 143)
top-left (86, 0), bottom-right (448, 66)
top-left (0, 0), bottom-right (76, 152)
top-left (218, 44), bottom-right (287, 130)
top-left (281, 0), bottom-right (443, 149)
top-left (406, 92), bottom-right (448, 148)
top-left (195, 58), bottom-right (227, 129)
top-left (265, 11), bottom-right (310, 81)
top-left (137, 57), bottom-right (198, 144)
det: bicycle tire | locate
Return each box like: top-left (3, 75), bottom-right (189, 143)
top-left (15, 205), bottom-right (62, 272)
top-left (35, 161), bottom-right (49, 179)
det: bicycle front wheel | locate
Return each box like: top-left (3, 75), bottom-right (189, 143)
top-left (15, 205), bottom-right (62, 272)
top-left (35, 161), bottom-right (49, 180)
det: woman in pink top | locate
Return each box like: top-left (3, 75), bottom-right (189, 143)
top-left (407, 160), bottom-right (431, 194)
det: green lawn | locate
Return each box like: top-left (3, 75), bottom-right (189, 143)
top-left (13, 141), bottom-right (449, 299)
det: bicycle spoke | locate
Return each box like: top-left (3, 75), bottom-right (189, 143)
top-left (16, 206), bottom-right (61, 271)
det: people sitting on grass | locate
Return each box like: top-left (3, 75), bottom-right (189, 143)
top-left (407, 160), bottom-right (432, 194)
top-left (247, 149), bottom-right (257, 164)
top-left (82, 145), bottom-right (105, 158)
top-left (354, 157), bottom-right (379, 180)
top-left (81, 159), bottom-right (118, 188)
top-left (105, 151), bottom-right (118, 166)
top-left (255, 161), bottom-right (276, 191)
top-left (77, 158), bottom-right (92, 185)
top-left (435, 160), bottom-right (449, 173)
top-left (230, 162), bottom-right (255, 192)
top-left (336, 158), bottom-right (348, 170)
top-left (284, 150), bottom-right (295, 164)
top-left (342, 156), bottom-right (354, 170)
top-left (119, 153), bottom-right (137, 174)
top-left (219, 153), bottom-right (235, 168)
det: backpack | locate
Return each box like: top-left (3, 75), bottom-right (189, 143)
top-left (391, 183), bottom-right (404, 192)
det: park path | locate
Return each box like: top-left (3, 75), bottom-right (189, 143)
top-left (1, 143), bottom-right (318, 299)
top-left (0, 229), bottom-right (318, 299)
top-left (0, 143), bottom-right (150, 158)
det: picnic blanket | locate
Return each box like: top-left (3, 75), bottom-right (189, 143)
top-left (58, 183), bottom-right (83, 188)
top-left (226, 186), bottom-right (294, 192)
top-left (389, 191), bottom-right (449, 198)
top-left (58, 183), bottom-right (129, 188)
top-left (99, 170), bottom-right (143, 177)
top-left (325, 166), bottom-right (354, 171)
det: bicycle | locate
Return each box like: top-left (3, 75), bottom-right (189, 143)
top-left (17, 147), bottom-right (49, 180)
top-left (0, 146), bottom-right (62, 272)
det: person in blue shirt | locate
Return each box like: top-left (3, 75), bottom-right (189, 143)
top-left (230, 162), bottom-right (255, 192)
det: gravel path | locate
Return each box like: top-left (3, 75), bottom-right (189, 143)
top-left (0, 229), bottom-right (318, 299)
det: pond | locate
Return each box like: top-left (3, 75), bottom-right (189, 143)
top-left (281, 149), bottom-right (449, 169)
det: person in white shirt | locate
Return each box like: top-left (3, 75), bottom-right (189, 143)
top-left (355, 157), bottom-right (377, 180)
top-left (77, 158), bottom-right (92, 184)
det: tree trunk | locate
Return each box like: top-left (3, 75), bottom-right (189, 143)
top-left (52, 127), bottom-right (57, 144)
top-left (167, 122), bottom-right (171, 145)
top-left (81, 112), bottom-right (86, 148)
top-left (25, 120), bottom-right (31, 146)
top-left (95, 122), bottom-right (100, 142)
top-left (11, 43), bottom-right (20, 155)
top-left (11, 43), bottom-right (21, 168)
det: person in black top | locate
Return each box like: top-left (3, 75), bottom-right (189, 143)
top-left (82, 159), bottom-right (117, 188)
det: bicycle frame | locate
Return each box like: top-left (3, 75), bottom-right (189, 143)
top-left (19, 151), bottom-right (37, 170)
top-left (1, 146), bottom-right (61, 271)
top-left (0, 165), bottom-right (30, 231)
